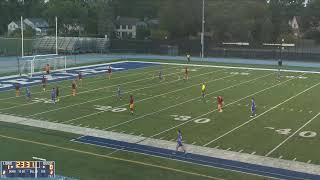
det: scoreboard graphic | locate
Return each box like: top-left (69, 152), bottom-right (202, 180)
top-left (1, 161), bottom-right (55, 178)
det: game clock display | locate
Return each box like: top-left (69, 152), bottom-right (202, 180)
top-left (1, 161), bottom-right (55, 178)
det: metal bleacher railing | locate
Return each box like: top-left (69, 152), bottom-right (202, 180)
top-left (32, 36), bottom-right (110, 54)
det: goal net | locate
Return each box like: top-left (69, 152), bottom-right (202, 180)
top-left (19, 54), bottom-right (68, 77)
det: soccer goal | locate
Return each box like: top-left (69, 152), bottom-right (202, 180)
top-left (19, 54), bottom-right (68, 77)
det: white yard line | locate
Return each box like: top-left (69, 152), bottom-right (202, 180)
top-left (0, 115), bottom-right (319, 177)
top-left (61, 69), bottom-right (236, 124)
top-left (0, 67), bottom-right (192, 112)
top-left (0, 64), bottom-right (174, 101)
top-left (27, 67), bottom-right (220, 118)
top-left (266, 112), bottom-right (320, 157)
top-left (0, 134), bottom-right (222, 180)
top-left (140, 73), bottom-right (306, 144)
top-left (132, 60), bottom-right (320, 74)
top-left (203, 81), bottom-right (320, 147)
top-left (102, 72), bottom-right (271, 130)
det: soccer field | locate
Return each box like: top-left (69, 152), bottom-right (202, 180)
top-left (0, 59), bottom-right (320, 179)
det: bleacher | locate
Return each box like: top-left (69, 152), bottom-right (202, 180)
top-left (33, 36), bottom-right (110, 54)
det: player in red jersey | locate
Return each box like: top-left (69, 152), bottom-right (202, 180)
top-left (217, 96), bottom-right (224, 112)
top-left (71, 80), bottom-right (77, 96)
top-left (42, 75), bottom-right (47, 92)
top-left (107, 65), bottom-right (112, 80)
top-left (15, 83), bottom-right (20, 97)
top-left (129, 95), bottom-right (134, 115)
top-left (184, 66), bottom-right (189, 80)
top-left (78, 72), bottom-right (83, 87)
top-left (45, 64), bottom-right (50, 75)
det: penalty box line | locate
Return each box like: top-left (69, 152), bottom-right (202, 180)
top-left (27, 66), bottom-right (222, 118)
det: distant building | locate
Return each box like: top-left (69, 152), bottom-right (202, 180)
top-left (288, 16), bottom-right (303, 38)
top-left (23, 18), bottom-right (49, 36)
top-left (146, 19), bottom-right (160, 29)
top-left (114, 17), bottom-right (141, 39)
top-left (7, 21), bottom-right (26, 34)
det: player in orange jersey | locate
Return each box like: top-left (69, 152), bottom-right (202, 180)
top-left (217, 96), bottom-right (224, 112)
top-left (71, 80), bottom-right (77, 96)
top-left (129, 95), bottom-right (134, 115)
top-left (45, 64), bottom-right (50, 75)
top-left (184, 66), bottom-right (189, 80)
top-left (107, 65), bottom-right (112, 80)
top-left (15, 83), bottom-right (20, 97)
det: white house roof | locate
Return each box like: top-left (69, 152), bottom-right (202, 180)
top-left (25, 18), bottom-right (49, 28)
top-left (115, 17), bottom-right (140, 26)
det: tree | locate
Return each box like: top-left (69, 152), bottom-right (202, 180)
top-left (9, 26), bottom-right (36, 38)
top-left (159, 0), bottom-right (201, 38)
top-left (136, 25), bottom-right (151, 40)
top-left (96, 0), bottom-right (114, 37)
top-left (44, 0), bottom-right (88, 36)
top-left (112, 0), bottom-right (162, 18)
top-left (206, 0), bottom-right (272, 43)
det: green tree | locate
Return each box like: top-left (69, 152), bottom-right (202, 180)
top-left (206, 0), bottom-right (272, 43)
top-left (44, 0), bottom-right (88, 36)
top-left (159, 0), bottom-right (201, 38)
top-left (136, 26), bottom-right (151, 40)
top-left (96, 0), bottom-right (114, 37)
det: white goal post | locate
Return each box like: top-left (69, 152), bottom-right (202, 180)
top-left (19, 54), bottom-right (68, 77)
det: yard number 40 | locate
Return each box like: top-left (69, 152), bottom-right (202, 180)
top-left (273, 128), bottom-right (317, 138)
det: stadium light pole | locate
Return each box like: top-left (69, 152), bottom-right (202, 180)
top-left (201, 0), bottom-right (205, 59)
top-left (55, 16), bottom-right (58, 55)
top-left (21, 16), bottom-right (24, 58)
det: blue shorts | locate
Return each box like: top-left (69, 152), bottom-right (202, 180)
top-left (177, 141), bottom-right (183, 147)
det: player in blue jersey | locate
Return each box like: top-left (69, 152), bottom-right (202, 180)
top-left (26, 87), bottom-right (31, 101)
top-left (175, 130), bottom-right (186, 153)
top-left (51, 88), bottom-right (56, 104)
top-left (117, 85), bottom-right (122, 100)
top-left (250, 98), bottom-right (256, 117)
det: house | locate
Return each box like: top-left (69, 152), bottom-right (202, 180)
top-left (23, 18), bottom-right (49, 36)
top-left (114, 17), bottom-right (141, 39)
top-left (7, 21), bottom-right (26, 34)
top-left (147, 19), bottom-right (160, 29)
top-left (288, 16), bottom-right (303, 38)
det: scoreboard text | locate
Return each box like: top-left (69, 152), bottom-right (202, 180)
top-left (1, 161), bottom-right (55, 178)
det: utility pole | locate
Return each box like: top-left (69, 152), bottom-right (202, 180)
top-left (201, 0), bottom-right (205, 59)
top-left (55, 16), bottom-right (58, 55)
